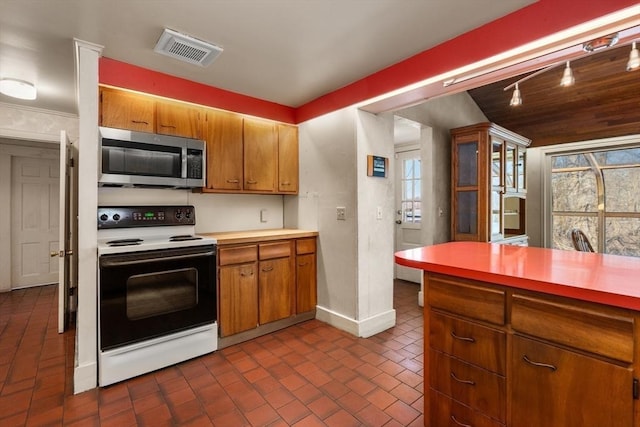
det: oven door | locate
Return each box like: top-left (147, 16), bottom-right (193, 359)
top-left (99, 244), bottom-right (216, 351)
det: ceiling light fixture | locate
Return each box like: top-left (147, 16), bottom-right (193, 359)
top-left (560, 61), bottom-right (575, 87)
top-left (0, 78), bottom-right (37, 100)
top-left (627, 42), bottom-right (640, 71)
top-left (509, 83), bottom-right (522, 106)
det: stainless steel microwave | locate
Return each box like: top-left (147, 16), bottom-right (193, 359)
top-left (99, 127), bottom-right (205, 188)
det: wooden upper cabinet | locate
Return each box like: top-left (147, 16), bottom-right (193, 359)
top-left (204, 110), bottom-right (244, 191)
top-left (99, 87), bottom-right (154, 133)
top-left (278, 124), bottom-right (299, 193)
top-left (155, 100), bottom-right (203, 139)
top-left (244, 118), bottom-right (277, 192)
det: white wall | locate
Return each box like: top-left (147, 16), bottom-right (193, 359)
top-left (354, 110), bottom-right (396, 336)
top-left (286, 107), bottom-right (359, 327)
top-left (286, 107), bottom-right (397, 337)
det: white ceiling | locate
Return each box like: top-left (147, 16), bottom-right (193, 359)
top-left (0, 0), bottom-right (533, 114)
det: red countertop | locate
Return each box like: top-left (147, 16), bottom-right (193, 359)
top-left (395, 241), bottom-right (640, 311)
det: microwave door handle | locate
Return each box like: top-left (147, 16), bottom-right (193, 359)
top-left (100, 251), bottom-right (215, 267)
top-left (182, 146), bottom-right (188, 180)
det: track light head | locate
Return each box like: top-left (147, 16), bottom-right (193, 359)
top-left (510, 83), bottom-right (522, 107)
top-left (627, 42), bottom-right (640, 71)
top-left (560, 61), bottom-right (575, 87)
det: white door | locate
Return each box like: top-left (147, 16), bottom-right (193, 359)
top-left (10, 155), bottom-right (60, 288)
top-left (57, 131), bottom-right (74, 333)
top-left (394, 148), bottom-right (422, 283)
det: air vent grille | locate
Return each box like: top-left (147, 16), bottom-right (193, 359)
top-left (154, 28), bottom-right (223, 67)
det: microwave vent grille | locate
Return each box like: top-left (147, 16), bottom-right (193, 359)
top-left (154, 28), bottom-right (223, 67)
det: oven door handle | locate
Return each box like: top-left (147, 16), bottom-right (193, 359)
top-left (100, 251), bottom-right (215, 267)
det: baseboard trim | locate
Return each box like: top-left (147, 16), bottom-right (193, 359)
top-left (316, 306), bottom-right (396, 338)
top-left (74, 362), bottom-right (97, 394)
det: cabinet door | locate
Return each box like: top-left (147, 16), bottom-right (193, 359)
top-left (244, 119), bottom-right (277, 192)
top-left (155, 100), bottom-right (202, 139)
top-left (296, 253), bottom-right (317, 313)
top-left (278, 124), bottom-right (298, 193)
top-left (258, 257), bottom-right (293, 324)
top-left (511, 335), bottom-right (633, 427)
top-left (219, 262), bottom-right (258, 336)
top-left (99, 87), bottom-right (154, 133)
top-left (452, 133), bottom-right (484, 241)
top-left (204, 110), bottom-right (244, 191)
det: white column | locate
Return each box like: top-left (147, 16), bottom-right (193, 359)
top-left (73, 39), bottom-right (103, 394)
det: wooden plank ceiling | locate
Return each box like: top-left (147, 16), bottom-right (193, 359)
top-left (468, 44), bottom-right (640, 147)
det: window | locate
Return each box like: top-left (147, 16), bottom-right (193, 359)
top-left (401, 158), bottom-right (421, 224)
top-left (550, 147), bottom-right (640, 256)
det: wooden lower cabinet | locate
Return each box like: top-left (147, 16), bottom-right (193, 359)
top-left (511, 335), bottom-right (633, 427)
top-left (425, 273), bottom-right (638, 426)
top-left (219, 262), bottom-right (258, 337)
top-left (218, 245), bottom-right (258, 337)
top-left (218, 237), bottom-right (317, 338)
top-left (296, 238), bottom-right (317, 313)
top-left (258, 241), bottom-right (294, 325)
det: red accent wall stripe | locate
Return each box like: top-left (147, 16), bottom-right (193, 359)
top-left (99, 57), bottom-right (297, 124)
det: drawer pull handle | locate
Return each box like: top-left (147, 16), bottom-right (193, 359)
top-left (159, 124), bottom-right (177, 129)
top-left (131, 120), bottom-right (149, 125)
top-left (261, 266), bottom-right (274, 272)
top-left (450, 372), bottom-right (475, 386)
top-left (226, 179), bottom-right (240, 184)
top-left (240, 270), bottom-right (254, 277)
top-left (450, 331), bottom-right (475, 343)
top-left (523, 354), bottom-right (557, 371)
top-left (246, 180), bottom-right (258, 184)
top-left (451, 415), bottom-right (472, 427)
top-left (298, 262), bottom-right (309, 267)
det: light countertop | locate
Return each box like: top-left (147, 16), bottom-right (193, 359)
top-left (201, 228), bottom-right (318, 245)
top-left (395, 241), bottom-right (640, 311)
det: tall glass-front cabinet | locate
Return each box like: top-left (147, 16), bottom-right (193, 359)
top-left (451, 122), bottom-right (531, 244)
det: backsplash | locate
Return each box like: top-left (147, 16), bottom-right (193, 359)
top-left (98, 187), bottom-right (284, 233)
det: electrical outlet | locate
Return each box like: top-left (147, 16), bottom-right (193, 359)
top-left (336, 207), bottom-right (346, 220)
top-left (260, 209), bottom-right (268, 222)
top-left (376, 206), bottom-right (383, 220)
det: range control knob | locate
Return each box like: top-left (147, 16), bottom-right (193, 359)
top-left (113, 214), bottom-right (121, 221)
top-left (100, 214), bottom-right (108, 222)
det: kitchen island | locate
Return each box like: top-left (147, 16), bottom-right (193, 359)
top-left (395, 241), bottom-right (640, 427)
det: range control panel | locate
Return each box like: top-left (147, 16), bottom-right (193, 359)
top-left (98, 205), bottom-right (196, 229)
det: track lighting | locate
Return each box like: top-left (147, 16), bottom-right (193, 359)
top-left (509, 83), bottom-right (522, 106)
top-left (560, 61), bottom-right (575, 87)
top-left (627, 42), bottom-right (639, 71)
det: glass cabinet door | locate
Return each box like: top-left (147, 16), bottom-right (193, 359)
top-left (490, 190), bottom-right (502, 239)
top-left (517, 148), bottom-right (526, 191)
top-left (505, 143), bottom-right (516, 192)
top-left (491, 139), bottom-right (503, 188)
top-left (457, 141), bottom-right (478, 187)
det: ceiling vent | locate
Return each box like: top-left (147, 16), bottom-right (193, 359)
top-left (154, 28), bottom-right (223, 67)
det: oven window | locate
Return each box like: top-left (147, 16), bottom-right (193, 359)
top-left (126, 268), bottom-right (198, 320)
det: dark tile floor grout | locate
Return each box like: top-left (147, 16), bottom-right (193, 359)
top-left (0, 280), bottom-right (424, 426)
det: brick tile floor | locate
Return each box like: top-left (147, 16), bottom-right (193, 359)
top-left (0, 280), bottom-right (423, 426)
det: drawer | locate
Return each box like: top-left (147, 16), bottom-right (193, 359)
top-left (219, 245), bottom-right (258, 266)
top-left (428, 275), bottom-right (505, 325)
top-left (259, 241), bottom-right (292, 260)
top-left (430, 389), bottom-right (505, 427)
top-left (430, 349), bottom-right (505, 422)
top-left (430, 311), bottom-right (506, 375)
top-left (511, 293), bottom-right (634, 363)
top-left (296, 238), bottom-right (316, 255)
